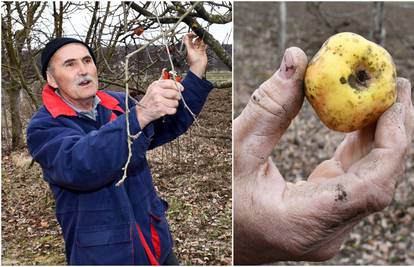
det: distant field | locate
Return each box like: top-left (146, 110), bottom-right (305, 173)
top-left (206, 70), bottom-right (232, 83)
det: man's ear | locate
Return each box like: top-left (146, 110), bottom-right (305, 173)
top-left (46, 70), bottom-right (58, 88)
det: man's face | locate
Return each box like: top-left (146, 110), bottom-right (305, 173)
top-left (47, 43), bottom-right (98, 103)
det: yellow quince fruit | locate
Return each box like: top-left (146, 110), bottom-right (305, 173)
top-left (305, 32), bottom-right (397, 132)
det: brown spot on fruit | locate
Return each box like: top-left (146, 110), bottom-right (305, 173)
top-left (348, 69), bottom-right (371, 90)
top-left (340, 77), bottom-right (347, 84)
top-left (347, 100), bottom-right (355, 108)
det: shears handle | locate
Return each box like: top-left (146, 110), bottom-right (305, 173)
top-left (161, 68), bottom-right (182, 83)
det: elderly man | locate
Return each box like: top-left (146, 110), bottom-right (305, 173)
top-left (27, 33), bottom-right (212, 265)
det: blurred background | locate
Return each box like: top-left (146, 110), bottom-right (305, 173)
top-left (235, 1), bottom-right (414, 265)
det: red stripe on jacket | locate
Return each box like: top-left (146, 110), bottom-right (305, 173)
top-left (42, 84), bottom-right (124, 118)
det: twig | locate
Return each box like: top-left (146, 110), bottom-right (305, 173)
top-left (152, 2), bottom-right (201, 126)
top-left (116, 1), bottom-right (200, 186)
top-left (99, 78), bottom-right (146, 94)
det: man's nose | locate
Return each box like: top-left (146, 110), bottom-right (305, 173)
top-left (78, 62), bottom-right (88, 75)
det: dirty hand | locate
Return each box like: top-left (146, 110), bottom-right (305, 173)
top-left (136, 79), bottom-right (184, 128)
top-left (183, 32), bottom-right (208, 79)
top-left (234, 47), bottom-right (414, 264)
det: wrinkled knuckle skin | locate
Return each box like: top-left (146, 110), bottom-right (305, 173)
top-left (150, 81), bottom-right (159, 89)
top-left (154, 95), bottom-right (162, 103)
top-left (303, 248), bottom-right (339, 262)
top-left (366, 184), bottom-right (395, 212)
top-left (279, 235), bottom-right (337, 262)
top-left (251, 85), bottom-right (288, 122)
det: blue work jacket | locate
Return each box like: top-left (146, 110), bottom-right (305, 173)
top-left (26, 71), bottom-right (213, 265)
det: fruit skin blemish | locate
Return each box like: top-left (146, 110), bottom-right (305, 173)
top-left (304, 32), bottom-right (396, 132)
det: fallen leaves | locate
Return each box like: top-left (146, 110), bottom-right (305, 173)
top-left (148, 88), bottom-right (232, 265)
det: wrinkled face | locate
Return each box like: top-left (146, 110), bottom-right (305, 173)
top-left (46, 43), bottom-right (98, 104)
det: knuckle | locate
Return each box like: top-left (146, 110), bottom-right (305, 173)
top-left (254, 86), bottom-right (288, 119)
top-left (395, 139), bottom-right (409, 157)
top-left (165, 79), bottom-right (174, 87)
top-left (277, 233), bottom-right (337, 261)
top-left (169, 108), bottom-right (177, 115)
top-left (149, 81), bottom-right (159, 89)
top-left (154, 103), bottom-right (161, 110)
top-left (366, 182), bottom-right (395, 212)
top-left (154, 95), bottom-right (163, 103)
top-left (295, 245), bottom-right (339, 262)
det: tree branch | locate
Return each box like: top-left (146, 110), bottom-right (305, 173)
top-left (174, 2), bottom-right (232, 70)
top-left (191, 2), bottom-right (232, 24)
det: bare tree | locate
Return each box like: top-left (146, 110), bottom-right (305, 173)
top-left (278, 2), bottom-right (287, 61)
top-left (127, 1), bottom-right (232, 70)
top-left (372, 2), bottom-right (385, 45)
top-left (1, 1), bottom-right (232, 151)
top-left (2, 2), bottom-right (45, 149)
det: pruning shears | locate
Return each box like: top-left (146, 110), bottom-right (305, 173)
top-left (161, 68), bottom-right (182, 83)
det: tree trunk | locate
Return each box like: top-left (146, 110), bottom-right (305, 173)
top-left (53, 2), bottom-right (64, 37)
top-left (279, 2), bottom-right (287, 62)
top-left (85, 2), bottom-right (100, 46)
top-left (7, 85), bottom-right (24, 149)
top-left (2, 93), bottom-right (11, 150)
top-left (372, 2), bottom-right (385, 46)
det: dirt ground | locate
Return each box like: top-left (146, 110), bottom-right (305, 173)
top-left (235, 2), bottom-right (414, 265)
top-left (1, 73), bottom-right (232, 265)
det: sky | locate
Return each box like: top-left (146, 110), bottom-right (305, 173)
top-left (2, 2), bottom-right (232, 48)
top-left (60, 3), bottom-right (233, 45)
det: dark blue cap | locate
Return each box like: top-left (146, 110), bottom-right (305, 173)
top-left (41, 37), bottom-right (96, 79)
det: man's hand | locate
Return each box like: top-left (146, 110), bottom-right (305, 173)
top-left (135, 79), bottom-right (183, 128)
top-left (234, 47), bottom-right (414, 264)
top-left (183, 32), bottom-right (208, 79)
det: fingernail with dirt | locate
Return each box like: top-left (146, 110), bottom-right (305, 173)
top-left (279, 49), bottom-right (296, 80)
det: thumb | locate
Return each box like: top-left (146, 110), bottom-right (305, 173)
top-left (183, 33), bottom-right (193, 49)
top-left (234, 47), bottom-right (308, 170)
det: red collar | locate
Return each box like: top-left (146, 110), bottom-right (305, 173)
top-left (42, 84), bottom-right (124, 118)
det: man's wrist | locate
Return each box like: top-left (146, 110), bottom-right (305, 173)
top-left (189, 64), bottom-right (207, 79)
top-left (135, 105), bottom-right (150, 129)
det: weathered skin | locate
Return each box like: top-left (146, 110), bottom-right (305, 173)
top-left (234, 47), bottom-right (414, 264)
top-left (305, 32), bottom-right (397, 132)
